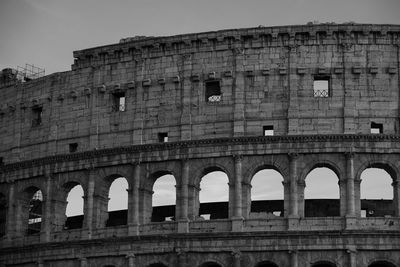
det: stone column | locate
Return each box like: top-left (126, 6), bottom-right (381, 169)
top-left (233, 155), bottom-right (243, 218)
top-left (188, 184), bottom-right (200, 220)
top-left (289, 153), bottom-right (299, 217)
top-left (85, 170), bottom-right (96, 239)
top-left (346, 247), bottom-right (357, 267)
top-left (282, 181), bottom-right (290, 217)
top-left (232, 250), bottom-right (241, 267)
top-left (289, 250), bottom-right (298, 267)
top-left (392, 180), bottom-right (400, 217)
top-left (41, 174), bottom-right (53, 243)
top-left (232, 155), bottom-right (244, 232)
top-left (6, 182), bottom-right (15, 241)
top-left (80, 257), bottom-right (87, 267)
top-left (126, 253), bottom-right (135, 267)
top-left (338, 179), bottom-right (347, 217)
top-left (345, 153), bottom-right (356, 217)
top-left (178, 159), bottom-right (189, 233)
top-left (176, 249), bottom-right (186, 267)
top-left (128, 163), bottom-right (140, 235)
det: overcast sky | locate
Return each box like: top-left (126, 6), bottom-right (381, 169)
top-left (1, 0), bottom-right (400, 74)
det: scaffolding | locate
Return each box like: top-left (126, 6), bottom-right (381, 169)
top-left (16, 64), bottom-right (45, 82)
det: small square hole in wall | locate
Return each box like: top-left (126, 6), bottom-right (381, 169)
top-left (112, 92), bottom-right (126, 112)
top-left (263, 125), bottom-right (274, 136)
top-left (205, 81), bottom-right (222, 102)
top-left (371, 122), bottom-right (383, 134)
top-left (32, 106), bottom-right (43, 127)
top-left (313, 76), bottom-right (330, 97)
top-left (158, 132), bottom-right (168, 143)
top-left (69, 143), bottom-right (78, 153)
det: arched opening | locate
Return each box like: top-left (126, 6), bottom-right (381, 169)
top-left (199, 170), bottom-right (229, 220)
top-left (368, 261), bottom-right (397, 267)
top-left (360, 168), bottom-right (394, 217)
top-left (304, 167), bottom-right (340, 217)
top-left (312, 262), bottom-right (336, 267)
top-left (64, 184), bottom-right (84, 229)
top-left (148, 263), bottom-right (168, 267)
top-left (255, 261), bottom-right (279, 267)
top-left (152, 174), bottom-right (176, 222)
top-left (0, 193), bottom-right (6, 237)
top-left (27, 189), bottom-right (43, 235)
top-left (106, 177), bottom-right (129, 226)
top-left (148, 263), bottom-right (167, 267)
top-left (250, 169), bottom-right (284, 218)
top-left (199, 262), bottom-right (222, 267)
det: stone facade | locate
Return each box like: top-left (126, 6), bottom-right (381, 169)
top-left (0, 23), bottom-right (400, 267)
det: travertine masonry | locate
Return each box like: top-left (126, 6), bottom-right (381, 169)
top-left (1, 23), bottom-right (400, 267)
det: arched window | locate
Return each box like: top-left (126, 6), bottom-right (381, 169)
top-left (65, 184), bottom-right (84, 229)
top-left (251, 169), bottom-right (284, 217)
top-left (152, 174), bottom-right (176, 222)
top-left (0, 193), bottom-right (6, 236)
top-left (360, 168), bottom-right (394, 217)
top-left (304, 167), bottom-right (340, 217)
top-left (28, 189), bottom-right (43, 235)
top-left (107, 177), bottom-right (129, 226)
top-left (199, 170), bottom-right (229, 220)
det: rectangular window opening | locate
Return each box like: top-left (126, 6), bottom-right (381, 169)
top-left (113, 92), bottom-right (126, 112)
top-left (158, 132), bottom-right (168, 143)
top-left (371, 122), bottom-right (383, 134)
top-left (263, 125), bottom-right (274, 136)
top-left (313, 76), bottom-right (330, 98)
top-left (0, 157), bottom-right (3, 165)
top-left (32, 107), bottom-right (43, 127)
top-left (205, 80), bottom-right (222, 102)
top-left (69, 143), bottom-right (78, 153)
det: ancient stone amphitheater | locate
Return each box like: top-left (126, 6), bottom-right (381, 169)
top-left (0, 23), bottom-right (400, 267)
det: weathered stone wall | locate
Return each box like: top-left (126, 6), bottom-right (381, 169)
top-left (1, 24), bottom-right (400, 267)
top-left (0, 24), bottom-right (399, 164)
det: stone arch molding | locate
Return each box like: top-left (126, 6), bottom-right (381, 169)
top-left (191, 158), bottom-right (233, 187)
top-left (242, 155), bottom-right (289, 185)
top-left (355, 158), bottom-right (400, 182)
top-left (299, 156), bottom-right (344, 183)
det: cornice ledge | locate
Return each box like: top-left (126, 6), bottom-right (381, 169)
top-left (1, 134), bottom-right (399, 173)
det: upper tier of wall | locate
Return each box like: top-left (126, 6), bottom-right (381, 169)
top-left (0, 24), bottom-right (399, 164)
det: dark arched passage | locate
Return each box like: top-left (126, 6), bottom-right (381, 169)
top-left (0, 193), bottom-right (6, 236)
top-left (255, 261), bottom-right (279, 267)
top-left (369, 261), bottom-right (397, 267)
top-left (312, 261), bottom-right (336, 267)
top-left (148, 263), bottom-right (168, 267)
top-left (199, 263), bottom-right (222, 267)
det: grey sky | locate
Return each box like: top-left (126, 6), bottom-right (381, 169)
top-left (1, 0), bottom-right (400, 74)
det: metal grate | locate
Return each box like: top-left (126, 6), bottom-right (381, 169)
top-left (314, 89), bottom-right (329, 97)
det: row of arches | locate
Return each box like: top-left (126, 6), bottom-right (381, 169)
top-left (6, 164), bottom-right (393, 236)
top-left (101, 260), bottom-right (397, 267)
